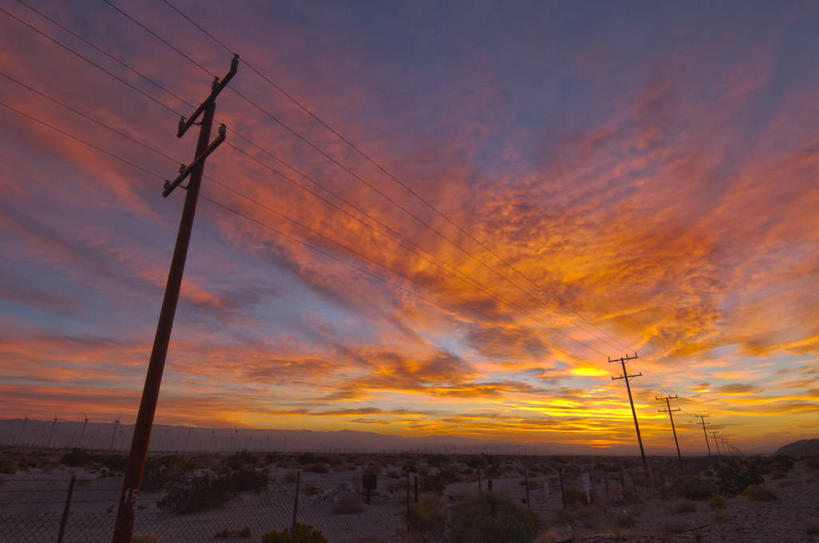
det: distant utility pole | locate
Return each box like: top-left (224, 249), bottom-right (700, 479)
top-left (112, 54), bottom-right (238, 543)
top-left (694, 415), bottom-right (712, 456)
top-left (656, 395), bottom-right (682, 461)
top-left (711, 431), bottom-right (722, 456)
top-left (609, 353), bottom-right (647, 473)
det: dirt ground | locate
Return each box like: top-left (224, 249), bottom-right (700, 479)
top-left (535, 461), bottom-right (819, 543)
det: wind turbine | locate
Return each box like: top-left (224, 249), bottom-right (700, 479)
top-left (75, 413), bottom-right (89, 449)
top-left (110, 418), bottom-right (120, 450)
top-left (46, 415), bottom-right (59, 448)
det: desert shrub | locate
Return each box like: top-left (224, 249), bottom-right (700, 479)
top-left (142, 455), bottom-right (197, 492)
top-left (742, 484), bottom-right (777, 501)
top-left (671, 475), bottom-right (715, 501)
top-left (806, 524), bottom-right (819, 535)
top-left (97, 454), bottom-right (127, 472)
top-left (215, 528), bottom-right (231, 539)
top-left (61, 448), bottom-right (93, 467)
top-left (419, 475), bottom-right (446, 495)
top-left (306, 463), bottom-right (328, 473)
top-left (332, 495), bottom-right (364, 515)
top-left (709, 496), bottom-right (726, 510)
top-left (132, 534), bottom-right (159, 543)
top-left (261, 523), bottom-right (328, 543)
top-left (297, 452), bottom-right (318, 465)
top-left (614, 512), bottom-right (637, 528)
top-left (303, 483), bottom-right (323, 496)
top-left (709, 458), bottom-right (763, 496)
top-left (238, 525), bottom-right (252, 538)
top-left (407, 498), bottom-right (447, 539)
top-left (449, 493), bottom-right (538, 543)
top-left (563, 487), bottom-right (588, 506)
top-left (285, 471), bottom-right (299, 483)
top-left (159, 475), bottom-right (230, 514)
top-left (672, 500), bottom-right (696, 513)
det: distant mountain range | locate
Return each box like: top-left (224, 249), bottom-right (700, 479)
top-left (775, 438), bottom-right (819, 457)
top-left (0, 418), bottom-right (566, 455)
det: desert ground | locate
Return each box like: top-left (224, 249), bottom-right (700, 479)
top-left (1, 448), bottom-right (817, 542)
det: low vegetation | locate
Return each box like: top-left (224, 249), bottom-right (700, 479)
top-left (262, 523), bottom-right (328, 543)
top-left (449, 493), bottom-right (538, 543)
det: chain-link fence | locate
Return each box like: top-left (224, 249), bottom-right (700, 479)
top-left (0, 475), bottom-right (404, 543)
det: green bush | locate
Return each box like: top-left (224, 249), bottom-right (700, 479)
top-left (671, 475), bottom-right (715, 501)
top-left (419, 475), bottom-right (446, 495)
top-left (709, 458), bottom-right (763, 496)
top-left (61, 449), bottom-right (93, 467)
top-left (449, 493), bottom-right (538, 543)
top-left (261, 523), bottom-right (327, 543)
top-left (742, 484), bottom-right (777, 501)
top-left (407, 498), bottom-right (447, 539)
top-left (563, 487), bottom-right (588, 506)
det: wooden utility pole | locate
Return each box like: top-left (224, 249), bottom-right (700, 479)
top-left (112, 55), bottom-right (238, 543)
top-left (609, 353), bottom-right (648, 473)
top-left (656, 395), bottom-right (682, 461)
top-left (694, 415), bottom-right (711, 456)
top-left (711, 432), bottom-right (722, 456)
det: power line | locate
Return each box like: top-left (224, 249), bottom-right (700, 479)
top-left (110, 0), bottom-right (628, 356)
top-left (13, 0), bottom-right (195, 111)
top-left (6, 1), bottom-right (634, 362)
top-left (1, 71), bottom-right (605, 357)
top-left (0, 5), bottom-right (182, 117)
top-left (100, 0), bottom-right (216, 78)
top-left (0, 101), bottom-right (165, 180)
top-left (0, 100), bottom-right (498, 340)
top-left (158, 0), bottom-right (632, 353)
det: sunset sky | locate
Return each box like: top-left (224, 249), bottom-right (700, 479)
top-left (1, 0), bottom-right (817, 455)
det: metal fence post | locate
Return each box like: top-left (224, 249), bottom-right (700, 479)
top-left (57, 475), bottom-right (76, 543)
top-left (289, 471), bottom-right (300, 543)
top-left (523, 467), bottom-right (530, 508)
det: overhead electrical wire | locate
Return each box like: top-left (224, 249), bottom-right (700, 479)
top-left (2, 2), bottom-right (615, 359)
top-left (0, 81), bottom-right (607, 358)
top-left (114, 0), bottom-right (631, 355)
top-left (156, 0), bottom-right (633, 354)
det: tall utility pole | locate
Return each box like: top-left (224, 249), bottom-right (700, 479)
top-left (112, 54), bottom-right (238, 543)
top-left (694, 415), bottom-right (712, 456)
top-left (609, 353), bottom-right (647, 473)
top-left (656, 395), bottom-right (682, 461)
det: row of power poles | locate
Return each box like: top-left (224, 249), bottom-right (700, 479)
top-left (609, 353), bottom-right (736, 473)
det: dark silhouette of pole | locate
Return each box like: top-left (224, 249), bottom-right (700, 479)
top-left (289, 471), bottom-right (300, 543)
top-left (656, 395), bottom-right (682, 461)
top-left (112, 55), bottom-right (237, 543)
top-left (695, 415), bottom-right (711, 456)
top-left (609, 353), bottom-right (647, 473)
top-left (56, 475), bottom-right (76, 543)
top-left (711, 432), bottom-right (722, 456)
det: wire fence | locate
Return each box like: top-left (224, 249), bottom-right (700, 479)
top-left (0, 475), bottom-right (403, 543)
top-left (0, 455), bottom-right (717, 543)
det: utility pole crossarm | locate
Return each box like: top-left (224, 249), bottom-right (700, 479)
top-left (162, 123), bottom-right (226, 197)
top-left (177, 54), bottom-right (238, 137)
